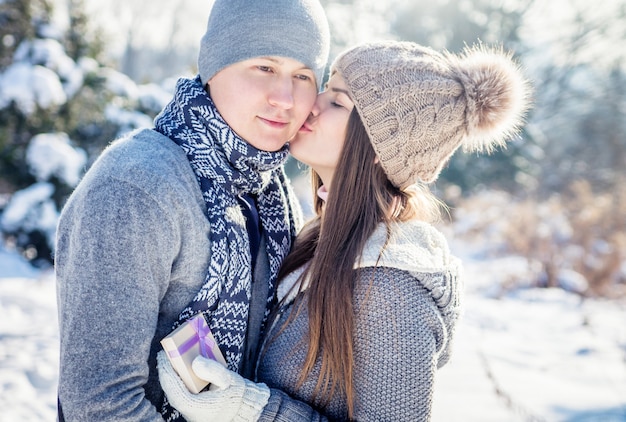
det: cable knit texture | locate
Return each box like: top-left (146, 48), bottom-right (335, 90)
top-left (256, 220), bottom-right (463, 421)
top-left (332, 41), bottom-right (531, 187)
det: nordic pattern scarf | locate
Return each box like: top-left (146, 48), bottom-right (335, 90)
top-left (154, 75), bottom-right (301, 369)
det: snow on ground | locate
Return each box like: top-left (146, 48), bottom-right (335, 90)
top-left (431, 249), bottom-right (626, 422)
top-left (0, 249), bottom-right (58, 421)
top-left (0, 240), bottom-right (625, 421)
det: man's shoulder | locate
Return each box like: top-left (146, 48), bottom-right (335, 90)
top-left (90, 129), bottom-right (190, 182)
top-left (70, 129), bottom-right (200, 207)
top-left (106, 128), bottom-right (183, 162)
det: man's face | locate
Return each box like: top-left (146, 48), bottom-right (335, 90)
top-left (207, 56), bottom-right (318, 152)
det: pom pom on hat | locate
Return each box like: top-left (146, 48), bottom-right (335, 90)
top-left (332, 41), bottom-right (532, 187)
top-left (450, 45), bottom-right (531, 153)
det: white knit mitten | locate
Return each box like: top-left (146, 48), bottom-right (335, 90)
top-left (157, 351), bottom-right (270, 422)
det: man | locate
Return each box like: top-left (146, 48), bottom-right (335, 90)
top-left (54, 0), bottom-right (330, 420)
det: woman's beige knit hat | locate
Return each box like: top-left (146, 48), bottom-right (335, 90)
top-left (332, 41), bottom-right (531, 188)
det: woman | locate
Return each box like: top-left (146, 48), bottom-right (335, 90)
top-left (157, 40), bottom-right (530, 421)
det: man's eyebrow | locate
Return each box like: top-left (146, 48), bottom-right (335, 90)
top-left (257, 56), bottom-right (314, 72)
top-left (259, 56), bottom-right (281, 63)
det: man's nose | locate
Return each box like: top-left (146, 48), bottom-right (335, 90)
top-left (268, 77), bottom-right (295, 109)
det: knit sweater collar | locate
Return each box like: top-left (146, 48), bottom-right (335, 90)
top-left (356, 219), bottom-right (455, 273)
top-left (277, 220), bottom-right (461, 305)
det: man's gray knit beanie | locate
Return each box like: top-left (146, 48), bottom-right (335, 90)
top-left (198, 0), bottom-right (330, 88)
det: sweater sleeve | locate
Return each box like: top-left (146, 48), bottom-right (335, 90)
top-left (56, 177), bottom-right (177, 421)
top-left (260, 389), bottom-right (329, 422)
top-left (256, 267), bottom-right (450, 421)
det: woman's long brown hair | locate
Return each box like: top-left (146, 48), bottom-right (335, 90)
top-left (275, 109), bottom-right (443, 419)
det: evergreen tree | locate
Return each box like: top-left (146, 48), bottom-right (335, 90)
top-left (0, 0), bottom-right (153, 265)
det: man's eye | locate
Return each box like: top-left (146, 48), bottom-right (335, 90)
top-left (258, 66), bottom-right (273, 72)
top-left (295, 74), bottom-right (311, 81)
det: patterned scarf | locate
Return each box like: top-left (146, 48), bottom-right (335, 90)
top-left (154, 75), bottom-right (301, 420)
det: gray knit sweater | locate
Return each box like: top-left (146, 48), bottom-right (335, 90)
top-left (55, 129), bottom-right (274, 421)
top-left (256, 220), bottom-right (463, 421)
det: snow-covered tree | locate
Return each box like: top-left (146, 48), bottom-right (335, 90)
top-left (0, 0), bottom-right (171, 266)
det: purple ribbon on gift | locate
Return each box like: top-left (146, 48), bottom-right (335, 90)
top-left (167, 315), bottom-right (219, 361)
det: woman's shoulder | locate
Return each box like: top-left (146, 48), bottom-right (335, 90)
top-left (358, 220), bottom-right (460, 274)
top-left (356, 220), bottom-right (463, 314)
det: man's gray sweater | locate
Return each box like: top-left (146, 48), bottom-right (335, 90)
top-left (55, 129), bottom-right (270, 421)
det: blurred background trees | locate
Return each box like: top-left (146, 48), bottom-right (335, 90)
top-left (1, 0), bottom-right (625, 296)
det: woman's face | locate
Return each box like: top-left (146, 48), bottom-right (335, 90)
top-left (289, 72), bottom-right (355, 182)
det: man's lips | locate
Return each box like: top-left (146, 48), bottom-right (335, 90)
top-left (259, 116), bottom-right (288, 128)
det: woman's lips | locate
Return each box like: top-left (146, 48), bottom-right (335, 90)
top-left (299, 122), bottom-right (313, 132)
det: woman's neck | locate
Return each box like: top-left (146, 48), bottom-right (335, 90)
top-left (315, 168), bottom-right (334, 193)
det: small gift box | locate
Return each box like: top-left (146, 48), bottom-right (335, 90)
top-left (160, 314), bottom-right (227, 393)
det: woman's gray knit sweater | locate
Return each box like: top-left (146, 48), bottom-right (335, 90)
top-left (256, 220), bottom-right (463, 421)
